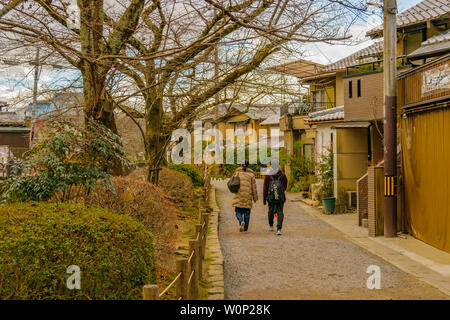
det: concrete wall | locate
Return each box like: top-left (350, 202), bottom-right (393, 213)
top-left (292, 115), bottom-right (308, 130)
top-left (404, 31), bottom-right (423, 55)
top-left (335, 128), bottom-right (368, 201)
top-left (344, 72), bottom-right (384, 121)
top-left (401, 24), bottom-right (442, 55)
top-left (303, 129), bottom-right (315, 145)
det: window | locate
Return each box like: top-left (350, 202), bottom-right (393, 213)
top-left (349, 81), bottom-right (353, 98)
top-left (312, 89), bottom-right (327, 111)
top-left (303, 144), bottom-right (313, 162)
top-left (357, 79), bottom-right (361, 97)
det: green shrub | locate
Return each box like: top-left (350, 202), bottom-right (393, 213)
top-left (280, 142), bottom-right (315, 191)
top-left (0, 202), bottom-right (155, 300)
top-left (167, 163), bottom-right (204, 187)
top-left (317, 149), bottom-right (334, 199)
top-left (1, 121), bottom-right (130, 203)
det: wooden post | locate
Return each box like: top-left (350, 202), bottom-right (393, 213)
top-left (198, 199), bottom-right (202, 222)
top-left (186, 250), bottom-right (193, 300)
top-left (176, 258), bottom-right (188, 300)
top-left (142, 284), bottom-right (159, 300)
top-left (195, 224), bottom-right (203, 279)
top-left (201, 213), bottom-right (210, 257)
top-left (189, 239), bottom-right (199, 299)
top-left (203, 166), bottom-right (211, 203)
top-left (205, 212), bottom-right (210, 240)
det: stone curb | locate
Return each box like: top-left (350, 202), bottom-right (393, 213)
top-left (206, 184), bottom-right (225, 300)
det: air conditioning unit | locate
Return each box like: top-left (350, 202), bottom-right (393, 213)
top-left (346, 191), bottom-right (357, 209)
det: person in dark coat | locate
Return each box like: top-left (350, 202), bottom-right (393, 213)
top-left (263, 158), bottom-right (288, 235)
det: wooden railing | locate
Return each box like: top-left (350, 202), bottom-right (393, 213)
top-left (203, 165), bottom-right (212, 204)
top-left (142, 210), bottom-right (210, 300)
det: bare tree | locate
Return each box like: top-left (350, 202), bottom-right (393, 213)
top-left (0, 0), bottom-right (146, 133)
top-left (0, 0), bottom-right (369, 182)
top-left (110, 0), bottom-right (368, 181)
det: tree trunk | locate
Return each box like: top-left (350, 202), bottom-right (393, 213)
top-left (78, 0), bottom-right (118, 133)
top-left (145, 96), bottom-right (165, 184)
top-left (82, 65), bottom-right (122, 175)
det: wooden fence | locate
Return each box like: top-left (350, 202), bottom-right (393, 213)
top-left (143, 199), bottom-right (210, 300)
top-left (142, 165), bottom-right (213, 300)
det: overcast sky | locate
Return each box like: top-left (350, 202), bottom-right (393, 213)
top-left (0, 0), bottom-right (426, 105)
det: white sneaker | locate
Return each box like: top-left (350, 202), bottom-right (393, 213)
top-left (240, 221), bottom-right (245, 232)
top-left (277, 229), bottom-right (282, 236)
top-left (269, 226), bottom-right (274, 231)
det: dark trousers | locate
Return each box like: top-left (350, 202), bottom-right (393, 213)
top-left (268, 201), bottom-right (284, 230)
top-left (235, 207), bottom-right (251, 231)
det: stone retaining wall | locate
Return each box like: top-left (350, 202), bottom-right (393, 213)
top-left (206, 185), bottom-right (225, 300)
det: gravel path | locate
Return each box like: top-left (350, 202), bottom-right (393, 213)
top-left (215, 179), bottom-right (448, 300)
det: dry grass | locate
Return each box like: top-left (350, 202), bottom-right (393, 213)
top-left (80, 177), bottom-right (179, 273)
top-left (125, 166), bottom-right (206, 296)
top-left (128, 166), bottom-right (193, 205)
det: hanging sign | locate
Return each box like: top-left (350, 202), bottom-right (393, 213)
top-left (422, 63), bottom-right (449, 96)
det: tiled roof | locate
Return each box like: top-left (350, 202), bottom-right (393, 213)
top-left (422, 29), bottom-right (450, 45)
top-left (235, 104), bottom-right (281, 121)
top-left (0, 112), bottom-right (27, 127)
top-left (367, 0), bottom-right (450, 36)
top-left (260, 114), bottom-right (280, 125)
top-left (408, 29), bottom-right (450, 58)
top-left (323, 41), bottom-right (383, 71)
top-left (305, 106), bottom-right (344, 123)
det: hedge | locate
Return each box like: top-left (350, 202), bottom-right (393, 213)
top-left (167, 163), bottom-right (204, 187)
top-left (0, 202), bottom-right (155, 300)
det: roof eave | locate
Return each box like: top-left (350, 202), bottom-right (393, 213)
top-left (408, 43), bottom-right (450, 60)
top-left (300, 72), bottom-right (338, 82)
top-left (305, 119), bottom-right (345, 124)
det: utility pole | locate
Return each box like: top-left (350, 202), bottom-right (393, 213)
top-left (383, 0), bottom-right (397, 237)
top-left (29, 47), bottom-right (40, 148)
